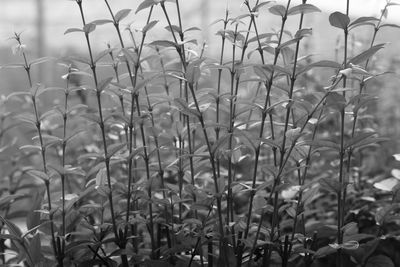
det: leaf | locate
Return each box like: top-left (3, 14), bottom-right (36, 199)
top-left (164, 24), bottom-right (181, 33)
top-left (106, 143), bottom-right (126, 159)
top-left (150, 40), bottom-right (178, 49)
top-left (298, 60), bottom-right (341, 74)
top-left (27, 170), bottom-right (50, 182)
top-left (314, 245), bottom-right (337, 258)
top-left (94, 48), bottom-right (114, 63)
top-left (251, 1), bottom-right (272, 13)
top-left (96, 168), bottom-right (107, 187)
top-left (69, 55), bottom-right (91, 65)
top-left (326, 92), bottom-right (346, 110)
top-left (29, 56), bottom-right (55, 67)
top-left (288, 4), bottom-right (321, 16)
top-left (0, 215), bottom-right (33, 265)
top-left (320, 177), bottom-right (341, 194)
top-left (20, 145), bottom-right (42, 151)
top-left (144, 260), bottom-right (174, 267)
top-left (136, 0), bottom-right (156, 14)
top-left (298, 139), bottom-right (340, 151)
top-left (345, 132), bottom-right (376, 148)
top-left (83, 23), bottom-right (96, 34)
top-left (341, 240), bottom-right (359, 250)
top-left (26, 190), bottom-right (43, 231)
top-left (173, 98), bottom-right (200, 118)
top-left (373, 178), bottom-right (399, 191)
top-left (285, 127), bottom-right (302, 142)
top-left (143, 20), bottom-right (158, 33)
top-left (329, 11), bottom-right (350, 30)
top-left (64, 27), bottom-right (83, 35)
top-left (81, 113), bottom-right (101, 124)
top-left (120, 48), bottom-right (138, 65)
top-left (98, 77), bottom-right (113, 92)
top-left (27, 233), bottom-right (42, 264)
top-left (278, 38), bottom-right (300, 50)
top-left (365, 255), bottom-right (395, 267)
top-left (295, 28), bottom-right (312, 39)
top-left (379, 23), bottom-right (400, 29)
top-left (348, 43), bottom-right (385, 65)
top-left (349, 16), bottom-right (379, 29)
top-left (0, 194), bottom-right (25, 209)
top-left (90, 19), bottom-right (113, 25)
top-left (184, 26), bottom-right (201, 33)
top-left (269, 5), bottom-right (287, 17)
top-left (115, 9), bottom-right (132, 23)
top-left (185, 60), bottom-right (202, 84)
top-left (391, 169), bottom-right (400, 179)
top-left (0, 63), bottom-right (25, 69)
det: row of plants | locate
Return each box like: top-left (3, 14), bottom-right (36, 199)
top-left (0, 0), bottom-right (400, 266)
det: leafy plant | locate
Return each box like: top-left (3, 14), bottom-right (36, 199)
top-left (0, 0), bottom-right (400, 266)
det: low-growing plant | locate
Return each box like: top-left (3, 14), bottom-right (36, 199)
top-left (1, 0), bottom-right (400, 266)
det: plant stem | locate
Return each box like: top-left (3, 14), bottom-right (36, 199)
top-left (75, 2), bottom-right (121, 264)
top-left (241, 2), bottom-right (292, 264)
top-left (14, 33), bottom-right (60, 265)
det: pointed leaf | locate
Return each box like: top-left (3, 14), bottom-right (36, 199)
top-left (90, 19), bottom-right (113, 26)
top-left (114, 9), bottom-right (132, 23)
top-left (150, 40), bottom-right (178, 49)
top-left (136, 0), bottom-right (156, 14)
top-left (269, 5), bottom-right (287, 17)
top-left (64, 27), bottom-right (83, 35)
top-left (288, 4), bottom-right (321, 16)
top-left (349, 16), bottom-right (379, 29)
top-left (348, 43), bottom-right (385, 65)
top-left (29, 57), bottom-right (55, 67)
top-left (83, 23), bottom-right (96, 34)
top-left (143, 20), bottom-right (159, 33)
top-left (98, 77), bottom-right (113, 92)
top-left (379, 23), bottom-right (400, 29)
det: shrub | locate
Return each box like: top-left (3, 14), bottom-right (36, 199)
top-left (0, 0), bottom-right (400, 266)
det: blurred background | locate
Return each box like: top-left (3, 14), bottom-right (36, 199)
top-left (1, 0), bottom-right (400, 148)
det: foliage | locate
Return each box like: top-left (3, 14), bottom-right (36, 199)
top-left (0, 0), bottom-right (400, 266)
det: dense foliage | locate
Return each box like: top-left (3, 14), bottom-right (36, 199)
top-left (0, 0), bottom-right (400, 266)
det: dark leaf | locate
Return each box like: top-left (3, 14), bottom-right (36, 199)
top-left (365, 255), bottom-right (395, 267)
top-left (326, 92), bottom-right (346, 110)
top-left (329, 11), bottom-right (350, 30)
